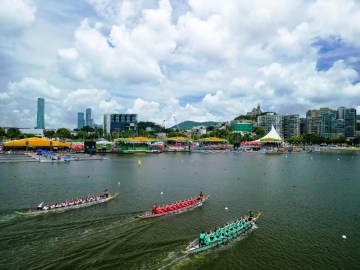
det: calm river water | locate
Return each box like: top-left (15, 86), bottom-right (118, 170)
top-left (0, 152), bottom-right (359, 270)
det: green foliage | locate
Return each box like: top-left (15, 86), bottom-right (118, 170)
top-left (82, 126), bottom-right (95, 132)
top-left (6, 128), bottom-right (21, 139)
top-left (234, 115), bottom-right (257, 121)
top-left (234, 112), bottom-right (268, 122)
top-left (19, 133), bottom-right (35, 139)
top-left (56, 128), bottom-right (72, 139)
top-left (171, 121), bottom-right (219, 131)
top-left (167, 130), bottom-right (186, 138)
top-left (254, 127), bottom-right (265, 137)
top-left (286, 135), bottom-right (349, 145)
top-left (0, 127), bottom-right (5, 137)
top-left (43, 130), bottom-right (55, 138)
top-left (138, 121), bottom-right (164, 132)
top-left (351, 137), bottom-right (360, 145)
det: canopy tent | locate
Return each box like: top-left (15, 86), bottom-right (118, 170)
top-left (198, 137), bottom-right (228, 143)
top-left (166, 136), bottom-right (190, 142)
top-left (3, 137), bottom-right (71, 148)
top-left (241, 141), bottom-right (261, 146)
top-left (115, 137), bottom-right (162, 144)
top-left (258, 125), bottom-right (283, 143)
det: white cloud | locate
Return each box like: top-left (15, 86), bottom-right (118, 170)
top-left (8, 77), bottom-right (61, 103)
top-left (0, 0), bottom-right (36, 34)
top-left (2, 0), bottom-right (360, 129)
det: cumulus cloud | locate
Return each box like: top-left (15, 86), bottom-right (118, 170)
top-left (1, 0), bottom-right (360, 129)
top-left (0, 0), bottom-right (36, 34)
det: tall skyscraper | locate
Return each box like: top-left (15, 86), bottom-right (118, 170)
top-left (320, 109), bottom-right (337, 138)
top-left (283, 115), bottom-right (300, 139)
top-left (337, 106), bottom-right (345, 120)
top-left (345, 108), bottom-right (356, 137)
top-left (306, 108), bottom-right (329, 136)
top-left (36, 98), bottom-right (45, 129)
top-left (78, 112), bottom-right (85, 130)
top-left (86, 108), bottom-right (91, 127)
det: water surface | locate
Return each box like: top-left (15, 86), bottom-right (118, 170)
top-left (0, 152), bottom-right (359, 269)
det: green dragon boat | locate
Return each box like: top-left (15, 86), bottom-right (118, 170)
top-left (182, 211), bottom-right (262, 254)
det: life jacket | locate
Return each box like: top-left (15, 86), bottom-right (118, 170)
top-left (152, 205), bottom-right (157, 211)
top-left (156, 209), bottom-right (161, 214)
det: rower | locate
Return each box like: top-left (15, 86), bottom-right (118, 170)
top-left (104, 189), bottom-right (109, 198)
top-left (152, 203), bottom-right (157, 214)
top-left (248, 210), bottom-right (255, 221)
top-left (199, 231), bottom-right (206, 247)
top-left (37, 202), bottom-right (44, 210)
top-left (199, 191), bottom-right (203, 200)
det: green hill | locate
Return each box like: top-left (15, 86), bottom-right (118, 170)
top-left (171, 121), bottom-right (219, 130)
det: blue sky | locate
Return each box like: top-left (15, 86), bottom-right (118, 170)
top-left (0, 0), bottom-right (360, 129)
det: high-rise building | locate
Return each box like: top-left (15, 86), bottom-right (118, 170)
top-left (86, 108), bottom-right (92, 127)
top-left (104, 113), bottom-right (138, 134)
top-left (77, 112), bottom-right (85, 130)
top-left (335, 119), bottom-right (345, 137)
top-left (320, 109), bottom-right (337, 138)
top-left (257, 113), bottom-right (284, 138)
top-left (283, 115), bottom-right (300, 139)
top-left (306, 108), bottom-right (329, 136)
top-left (337, 106), bottom-right (345, 120)
top-left (36, 98), bottom-right (45, 129)
top-left (344, 108), bottom-right (356, 137)
top-left (300, 118), bottom-right (306, 135)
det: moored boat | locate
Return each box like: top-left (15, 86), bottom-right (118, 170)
top-left (139, 194), bottom-right (210, 219)
top-left (182, 211), bottom-right (262, 254)
top-left (15, 192), bottom-right (119, 216)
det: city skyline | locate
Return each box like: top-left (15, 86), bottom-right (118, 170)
top-left (1, 0), bottom-right (360, 129)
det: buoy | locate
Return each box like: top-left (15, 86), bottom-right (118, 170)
top-left (88, 176), bottom-right (90, 178)
top-left (342, 235), bottom-right (347, 239)
top-left (138, 160), bottom-right (142, 167)
top-left (264, 172), bottom-right (266, 176)
top-left (225, 207), bottom-right (228, 210)
top-left (237, 177), bottom-right (240, 181)
top-left (292, 184), bottom-right (296, 189)
top-left (160, 192), bottom-right (164, 195)
top-left (118, 181), bottom-right (120, 185)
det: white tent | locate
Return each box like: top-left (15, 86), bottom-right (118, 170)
top-left (257, 125), bottom-right (283, 142)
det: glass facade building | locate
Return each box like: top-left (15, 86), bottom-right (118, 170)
top-left (86, 108), bottom-right (92, 127)
top-left (104, 114), bottom-right (138, 134)
top-left (345, 108), bottom-right (356, 137)
top-left (77, 112), bottom-right (85, 130)
top-left (36, 98), bottom-right (45, 129)
top-left (283, 115), bottom-right (300, 139)
top-left (320, 110), bottom-right (337, 138)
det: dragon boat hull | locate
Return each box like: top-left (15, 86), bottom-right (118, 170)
top-left (139, 195), bottom-right (210, 219)
top-left (182, 211), bottom-right (262, 254)
top-left (15, 192), bottom-right (119, 216)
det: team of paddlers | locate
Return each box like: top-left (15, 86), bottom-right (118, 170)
top-left (36, 190), bottom-right (110, 211)
top-left (151, 192), bottom-right (204, 215)
top-left (198, 210), bottom-right (255, 247)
